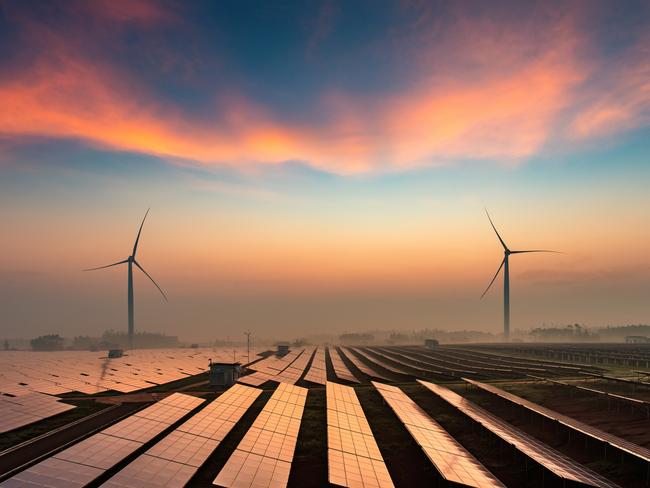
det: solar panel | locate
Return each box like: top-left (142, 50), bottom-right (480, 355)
top-left (350, 348), bottom-right (412, 376)
top-left (213, 382), bottom-right (307, 488)
top-left (101, 384), bottom-right (261, 488)
top-left (464, 378), bottom-right (650, 464)
top-left (303, 347), bottom-right (327, 385)
top-left (1, 393), bottom-right (205, 488)
top-left (1, 457), bottom-right (104, 488)
top-left (101, 455), bottom-right (198, 488)
top-left (528, 375), bottom-right (649, 408)
top-left (0, 347), bottom-right (262, 405)
top-left (370, 348), bottom-right (454, 377)
top-left (337, 347), bottom-right (392, 382)
top-left (239, 348), bottom-right (314, 386)
top-left (418, 380), bottom-right (619, 488)
top-left (0, 390), bottom-right (76, 434)
top-left (328, 347), bottom-right (360, 383)
top-left (373, 381), bottom-right (504, 487)
top-left (326, 381), bottom-right (394, 488)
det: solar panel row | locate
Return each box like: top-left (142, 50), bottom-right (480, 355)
top-left (0, 347), bottom-right (261, 433)
top-left (213, 383), bottom-right (307, 488)
top-left (528, 375), bottom-right (649, 408)
top-left (1, 393), bottom-right (205, 488)
top-left (303, 347), bottom-right (327, 385)
top-left (273, 347), bottom-right (315, 384)
top-left (373, 381), bottom-right (504, 488)
top-left (348, 348), bottom-right (411, 377)
top-left (328, 347), bottom-right (360, 384)
top-left (336, 348), bottom-right (392, 382)
top-left (326, 382), bottom-right (394, 488)
top-left (238, 349), bottom-right (307, 386)
top-left (101, 384), bottom-right (262, 488)
top-left (464, 378), bottom-right (650, 464)
top-left (397, 348), bottom-right (506, 376)
top-left (372, 348), bottom-right (455, 377)
top-left (0, 391), bottom-right (75, 434)
top-left (417, 380), bottom-right (619, 488)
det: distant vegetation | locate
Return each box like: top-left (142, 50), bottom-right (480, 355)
top-left (339, 333), bottom-right (375, 344)
top-left (29, 330), bottom-right (180, 351)
top-left (528, 324), bottom-right (650, 342)
top-left (30, 334), bottom-right (65, 351)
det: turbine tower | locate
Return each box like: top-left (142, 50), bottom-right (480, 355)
top-left (481, 209), bottom-right (557, 339)
top-left (85, 209), bottom-right (167, 349)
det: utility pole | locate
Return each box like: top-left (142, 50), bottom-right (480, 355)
top-left (244, 331), bottom-right (251, 365)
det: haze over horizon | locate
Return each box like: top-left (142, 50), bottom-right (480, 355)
top-left (1, 0), bottom-right (650, 342)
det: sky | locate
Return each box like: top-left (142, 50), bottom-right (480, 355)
top-left (1, 0), bottom-right (650, 342)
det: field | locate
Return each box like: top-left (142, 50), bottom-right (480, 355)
top-left (1, 343), bottom-right (650, 487)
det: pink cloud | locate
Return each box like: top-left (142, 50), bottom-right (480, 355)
top-left (1, 2), bottom-right (646, 174)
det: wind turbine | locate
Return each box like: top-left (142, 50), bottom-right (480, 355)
top-left (481, 209), bottom-right (557, 339)
top-left (84, 209), bottom-right (167, 349)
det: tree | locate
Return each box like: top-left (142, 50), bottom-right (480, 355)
top-left (30, 334), bottom-right (64, 351)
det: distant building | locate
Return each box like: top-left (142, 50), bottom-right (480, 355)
top-left (108, 349), bottom-right (124, 358)
top-left (625, 335), bottom-right (650, 344)
top-left (424, 339), bottom-right (439, 349)
top-left (209, 361), bottom-right (242, 387)
top-left (277, 342), bottom-right (290, 356)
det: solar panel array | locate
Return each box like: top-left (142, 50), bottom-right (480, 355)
top-left (393, 348), bottom-right (489, 377)
top-left (528, 375), bottom-right (649, 409)
top-left (328, 347), bottom-right (360, 383)
top-left (273, 347), bottom-right (315, 384)
top-left (417, 380), bottom-right (619, 488)
top-left (102, 384), bottom-right (262, 488)
top-left (0, 391), bottom-right (75, 434)
top-left (213, 383), bottom-right (307, 488)
top-left (337, 348), bottom-right (392, 382)
top-left (303, 347), bottom-right (326, 385)
top-left (350, 348), bottom-right (411, 377)
top-left (238, 348), bottom-right (308, 386)
top-left (0, 347), bottom-right (262, 433)
top-left (326, 382), bottom-right (394, 488)
top-left (1, 393), bottom-right (205, 488)
top-left (372, 348), bottom-right (453, 377)
top-left (372, 381), bottom-right (504, 488)
top-left (464, 378), bottom-right (650, 464)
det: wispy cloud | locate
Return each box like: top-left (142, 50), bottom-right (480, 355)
top-left (0, 1), bottom-right (647, 174)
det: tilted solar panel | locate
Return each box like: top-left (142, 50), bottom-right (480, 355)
top-left (102, 384), bottom-right (261, 488)
top-left (328, 347), bottom-right (360, 383)
top-left (326, 381), bottom-right (394, 488)
top-left (373, 381), bottom-right (504, 488)
top-left (464, 378), bottom-right (650, 464)
top-left (418, 380), bottom-right (619, 488)
top-left (213, 382), bottom-right (307, 488)
top-left (1, 393), bottom-right (205, 488)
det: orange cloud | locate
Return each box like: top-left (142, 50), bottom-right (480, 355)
top-left (0, 3), bottom-right (601, 174)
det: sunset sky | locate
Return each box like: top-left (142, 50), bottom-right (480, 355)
top-left (1, 0), bottom-right (649, 341)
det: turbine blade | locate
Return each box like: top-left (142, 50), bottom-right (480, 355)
top-left (484, 208), bottom-right (508, 251)
top-left (510, 249), bottom-right (561, 254)
top-left (132, 208), bottom-right (150, 258)
top-left (481, 258), bottom-right (505, 299)
top-left (133, 260), bottom-right (168, 301)
top-left (83, 259), bottom-right (128, 271)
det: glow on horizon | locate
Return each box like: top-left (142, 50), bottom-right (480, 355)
top-left (1, 0), bottom-right (650, 339)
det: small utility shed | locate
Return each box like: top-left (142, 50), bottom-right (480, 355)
top-left (424, 339), bottom-right (439, 349)
top-left (209, 361), bottom-right (242, 387)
